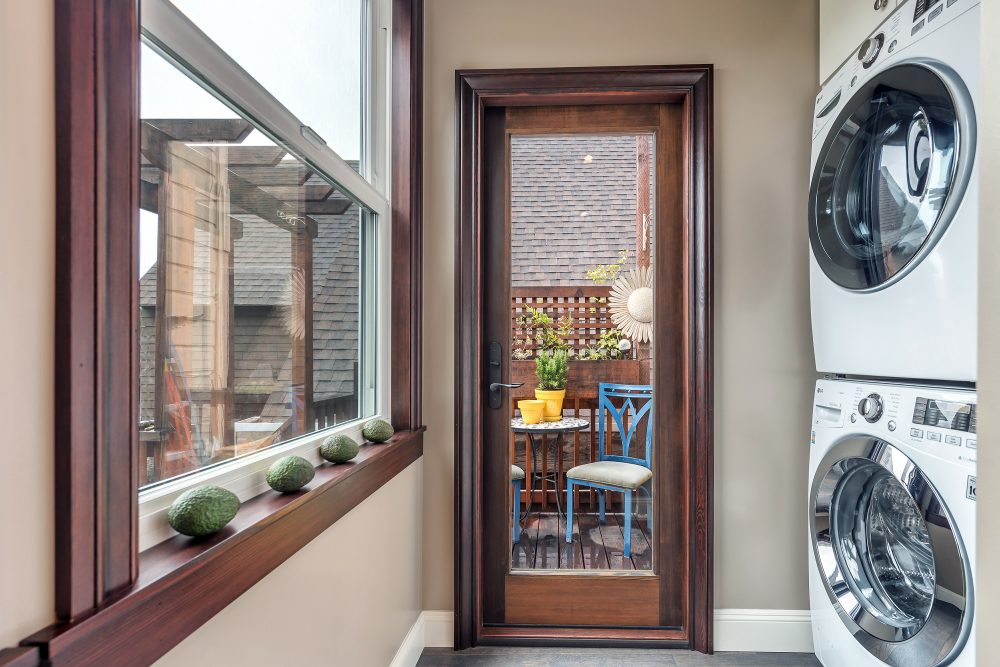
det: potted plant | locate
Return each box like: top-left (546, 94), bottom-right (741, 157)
top-left (534, 349), bottom-right (568, 421)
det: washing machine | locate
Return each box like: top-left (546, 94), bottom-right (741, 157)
top-left (808, 378), bottom-right (976, 667)
top-left (809, 0), bottom-right (979, 382)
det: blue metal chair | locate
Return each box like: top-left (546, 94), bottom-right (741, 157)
top-left (565, 383), bottom-right (653, 558)
top-left (511, 465), bottom-right (525, 542)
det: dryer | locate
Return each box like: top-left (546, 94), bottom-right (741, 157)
top-left (808, 378), bottom-right (976, 667)
top-left (809, 0), bottom-right (979, 382)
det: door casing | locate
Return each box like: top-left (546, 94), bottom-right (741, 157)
top-left (454, 65), bottom-right (715, 651)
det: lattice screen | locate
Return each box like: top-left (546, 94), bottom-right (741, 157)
top-left (511, 286), bottom-right (619, 356)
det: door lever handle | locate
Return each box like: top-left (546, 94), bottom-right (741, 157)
top-left (488, 341), bottom-right (518, 409)
top-left (489, 382), bottom-right (524, 392)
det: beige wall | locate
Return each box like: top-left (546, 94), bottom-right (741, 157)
top-left (976, 2), bottom-right (1000, 665)
top-left (422, 0), bottom-right (819, 611)
top-left (0, 0), bottom-right (56, 646)
top-left (156, 461), bottom-right (423, 667)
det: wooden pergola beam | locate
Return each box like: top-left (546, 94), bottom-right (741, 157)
top-left (140, 122), bottom-right (319, 238)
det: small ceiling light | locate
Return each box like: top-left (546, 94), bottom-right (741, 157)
top-left (580, 211), bottom-right (589, 217)
top-left (583, 155), bottom-right (593, 163)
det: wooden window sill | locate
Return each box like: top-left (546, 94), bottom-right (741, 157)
top-left (14, 430), bottom-right (423, 667)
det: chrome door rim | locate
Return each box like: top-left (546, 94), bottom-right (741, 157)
top-left (810, 436), bottom-right (973, 667)
top-left (808, 58), bottom-right (977, 294)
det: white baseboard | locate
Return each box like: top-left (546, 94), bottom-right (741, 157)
top-left (714, 609), bottom-right (813, 653)
top-left (389, 611), bottom-right (454, 667)
top-left (422, 610), bottom-right (455, 648)
top-left (390, 608), bottom-right (812, 665)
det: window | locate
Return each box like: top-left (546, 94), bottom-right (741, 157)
top-left (138, 0), bottom-right (390, 546)
top-left (163, 0), bottom-right (368, 176)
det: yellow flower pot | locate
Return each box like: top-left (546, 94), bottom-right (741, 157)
top-left (517, 399), bottom-right (545, 425)
top-left (534, 389), bottom-right (566, 422)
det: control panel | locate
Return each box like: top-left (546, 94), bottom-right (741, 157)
top-left (813, 379), bottom-right (977, 467)
top-left (813, 0), bottom-right (977, 139)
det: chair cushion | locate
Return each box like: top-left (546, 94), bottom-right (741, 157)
top-left (566, 461), bottom-right (651, 489)
top-left (511, 465), bottom-right (525, 481)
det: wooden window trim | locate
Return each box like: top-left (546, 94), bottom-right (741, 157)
top-left (0, 0), bottom-right (424, 665)
top-left (20, 432), bottom-right (423, 666)
top-left (454, 66), bottom-right (714, 652)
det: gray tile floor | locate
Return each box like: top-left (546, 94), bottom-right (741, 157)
top-left (418, 647), bottom-right (821, 666)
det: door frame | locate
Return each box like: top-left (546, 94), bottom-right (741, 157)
top-left (454, 65), bottom-right (715, 651)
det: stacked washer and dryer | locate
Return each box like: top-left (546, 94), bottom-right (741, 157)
top-left (807, 1), bottom-right (979, 666)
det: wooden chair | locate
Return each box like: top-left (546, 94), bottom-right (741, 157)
top-left (511, 464), bottom-right (525, 542)
top-left (565, 383), bottom-right (653, 558)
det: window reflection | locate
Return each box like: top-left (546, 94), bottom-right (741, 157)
top-left (138, 47), bottom-right (368, 488)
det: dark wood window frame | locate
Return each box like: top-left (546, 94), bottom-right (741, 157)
top-left (0, 1), bottom-right (423, 665)
top-left (454, 66), bottom-right (714, 652)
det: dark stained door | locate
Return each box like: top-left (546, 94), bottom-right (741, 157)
top-left (481, 103), bottom-right (690, 637)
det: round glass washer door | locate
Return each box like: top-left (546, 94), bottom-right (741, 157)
top-left (810, 437), bottom-right (972, 667)
top-left (809, 62), bottom-right (976, 292)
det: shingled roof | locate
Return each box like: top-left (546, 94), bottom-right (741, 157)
top-left (138, 202), bottom-right (362, 424)
top-left (511, 134), bottom-right (651, 287)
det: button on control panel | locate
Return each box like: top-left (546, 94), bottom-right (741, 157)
top-left (944, 435), bottom-right (961, 446)
top-left (927, 431), bottom-right (942, 443)
top-left (911, 428), bottom-right (924, 439)
top-left (967, 439), bottom-right (977, 450)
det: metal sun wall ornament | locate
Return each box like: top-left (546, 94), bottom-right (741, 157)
top-left (608, 266), bottom-right (654, 343)
top-left (283, 268), bottom-right (307, 340)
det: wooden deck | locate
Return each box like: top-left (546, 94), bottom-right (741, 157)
top-left (512, 512), bottom-right (652, 571)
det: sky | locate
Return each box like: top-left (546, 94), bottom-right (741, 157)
top-left (139, 0), bottom-right (363, 277)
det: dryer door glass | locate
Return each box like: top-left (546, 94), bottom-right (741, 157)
top-left (809, 64), bottom-right (971, 291)
top-left (832, 468), bottom-right (935, 635)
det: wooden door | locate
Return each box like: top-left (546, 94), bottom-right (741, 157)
top-left (481, 103), bottom-right (688, 637)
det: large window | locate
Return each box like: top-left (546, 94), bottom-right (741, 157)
top-left (138, 0), bottom-right (389, 544)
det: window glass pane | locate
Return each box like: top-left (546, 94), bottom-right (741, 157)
top-left (168, 0), bottom-right (365, 167)
top-left (139, 46), bottom-right (370, 488)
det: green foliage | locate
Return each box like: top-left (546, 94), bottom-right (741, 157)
top-left (535, 349), bottom-right (568, 390)
top-left (513, 306), bottom-right (572, 359)
top-left (586, 249), bottom-right (632, 285)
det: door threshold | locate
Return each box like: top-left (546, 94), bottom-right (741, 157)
top-left (479, 624), bottom-right (688, 645)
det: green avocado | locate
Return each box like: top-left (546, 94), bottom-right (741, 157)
top-left (320, 433), bottom-right (360, 463)
top-left (266, 455), bottom-right (315, 493)
top-left (167, 485), bottom-right (240, 537)
top-left (361, 418), bottom-right (394, 443)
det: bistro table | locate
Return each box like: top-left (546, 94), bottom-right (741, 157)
top-left (511, 416), bottom-right (589, 518)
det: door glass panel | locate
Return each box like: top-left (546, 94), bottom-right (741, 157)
top-left (508, 133), bottom-right (656, 572)
top-left (810, 65), bottom-right (960, 290)
top-left (831, 463), bottom-right (935, 635)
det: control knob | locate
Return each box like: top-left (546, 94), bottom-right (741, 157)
top-left (858, 394), bottom-right (884, 423)
top-left (858, 33), bottom-right (885, 69)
